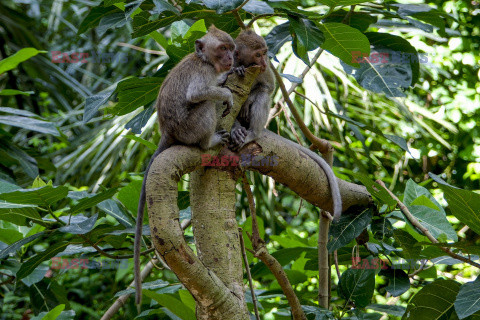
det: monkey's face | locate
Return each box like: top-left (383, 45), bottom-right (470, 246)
top-left (212, 43), bottom-right (235, 73)
top-left (237, 48), bottom-right (268, 73)
top-left (252, 49), bottom-right (268, 73)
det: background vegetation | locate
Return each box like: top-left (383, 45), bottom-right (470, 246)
top-left (0, 0), bottom-right (479, 319)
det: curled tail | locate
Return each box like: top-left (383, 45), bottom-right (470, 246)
top-left (300, 147), bottom-right (342, 221)
top-left (134, 135), bottom-right (172, 307)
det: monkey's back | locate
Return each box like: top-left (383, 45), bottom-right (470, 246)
top-left (156, 54), bottom-right (216, 133)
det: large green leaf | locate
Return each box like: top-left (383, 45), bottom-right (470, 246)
top-left (455, 279), bottom-right (480, 319)
top-left (16, 241), bottom-right (70, 280)
top-left (112, 77), bottom-right (163, 115)
top-left (403, 279), bottom-right (460, 320)
top-left (393, 230), bottom-right (421, 260)
top-left (403, 179), bottom-right (457, 241)
top-left (288, 16), bottom-right (325, 65)
top-left (319, 22), bottom-right (370, 68)
top-left (69, 188), bottom-right (118, 214)
top-left (0, 186), bottom-right (69, 206)
top-left (0, 48), bottom-right (43, 75)
top-left (97, 199), bottom-right (133, 227)
top-left (328, 207), bottom-right (373, 252)
top-left (338, 265), bottom-right (375, 308)
top-left (430, 173), bottom-right (480, 235)
top-left (379, 268), bottom-right (410, 297)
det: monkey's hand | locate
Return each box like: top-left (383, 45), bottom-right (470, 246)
top-left (216, 130), bottom-right (231, 145)
top-left (221, 88), bottom-right (234, 117)
top-left (233, 66), bottom-right (246, 77)
top-left (229, 126), bottom-right (247, 151)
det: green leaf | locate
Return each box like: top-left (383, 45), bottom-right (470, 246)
top-left (38, 304), bottom-right (65, 320)
top-left (125, 104), bottom-right (155, 134)
top-left (338, 266), bottom-right (375, 308)
top-left (83, 91), bottom-right (114, 122)
top-left (403, 179), bottom-right (457, 241)
top-left (0, 48), bottom-right (43, 75)
top-left (243, 0), bottom-right (274, 14)
top-left (0, 228), bottom-right (23, 244)
top-left (0, 232), bottom-right (45, 259)
top-left (288, 16), bottom-right (325, 65)
top-left (117, 180), bottom-right (142, 214)
top-left (265, 22), bottom-right (291, 57)
top-left (123, 135), bottom-right (157, 151)
top-left (365, 32), bottom-right (419, 85)
top-left (393, 230), bottom-right (421, 260)
top-left (367, 304), bottom-right (406, 317)
top-left (59, 214), bottom-right (98, 234)
top-left (403, 279), bottom-right (460, 320)
top-left (328, 207), bottom-right (373, 252)
top-left (143, 291), bottom-right (196, 320)
top-left (316, 0), bottom-right (371, 6)
top-left (0, 107), bottom-right (41, 118)
top-left (177, 191), bottom-right (190, 210)
top-left (0, 89), bottom-right (33, 96)
top-left (21, 264), bottom-right (49, 287)
top-left (113, 77), bottom-right (163, 115)
top-left (97, 199), bottom-right (133, 227)
top-left (346, 172), bottom-right (397, 206)
top-left (318, 22), bottom-right (370, 68)
top-left (251, 247), bottom-right (316, 278)
top-left (152, 0), bottom-right (180, 15)
top-left (455, 279), bottom-right (480, 319)
top-left (379, 268), bottom-right (410, 297)
top-left (96, 12), bottom-right (128, 36)
top-left (69, 188), bottom-right (118, 214)
top-left (201, 0), bottom-right (243, 14)
top-left (0, 115), bottom-right (60, 136)
top-left (77, 6), bottom-right (122, 34)
top-left (430, 173), bottom-right (480, 235)
top-left (0, 186), bottom-right (68, 206)
top-left (17, 241), bottom-right (70, 280)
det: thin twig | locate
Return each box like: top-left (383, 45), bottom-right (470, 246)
top-left (242, 174), bottom-right (306, 319)
top-left (116, 42), bottom-right (164, 55)
top-left (239, 228), bottom-right (260, 320)
top-left (101, 259), bottom-right (158, 320)
top-left (341, 5), bottom-right (356, 24)
top-left (377, 180), bottom-right (480, 269)
top-left (270, 61), bottom-right (333, 155)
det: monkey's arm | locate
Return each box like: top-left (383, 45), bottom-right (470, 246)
top-left (231, 88), bottom-right (270, 150)
top-left (186, 78), bottom-right (232, 106)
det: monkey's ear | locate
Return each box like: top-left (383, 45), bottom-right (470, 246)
top-left (195, 39), bottom-right (204, 55)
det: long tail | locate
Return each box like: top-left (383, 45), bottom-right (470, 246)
top-left (300, 147), bottom-right (342, 221)
top-left (134, 135), bottom-right (171, 307)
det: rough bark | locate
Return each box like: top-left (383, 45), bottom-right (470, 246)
top-left (190, 169), bottom-right (248, 319)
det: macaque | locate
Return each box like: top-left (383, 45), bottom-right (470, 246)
top-left (134, 25), bottom-right (236, 306)
top-left (230, 29), bottom-right (342, 221)
top-left (229, 29), bottom-right (275, 151)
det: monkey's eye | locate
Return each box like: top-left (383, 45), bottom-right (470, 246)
top-left (221, 46), bottom-right (227, 51)
top-left (256, 53), bottom-right (261, 58)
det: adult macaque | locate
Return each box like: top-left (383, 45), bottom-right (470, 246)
top-left (134, 25), bottom-right (235, 306)
top-left (230, 29), bottom-right (342, 221)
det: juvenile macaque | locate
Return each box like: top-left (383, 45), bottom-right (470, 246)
top-left (230, 30), bottom-right (342, 221)
top-left (229, 29), bottom-right (275, 151)
top-left (134, 25), bottom-right (236, 306)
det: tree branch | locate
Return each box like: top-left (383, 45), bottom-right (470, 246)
top-left (377, 180), bottom-right (480, 269)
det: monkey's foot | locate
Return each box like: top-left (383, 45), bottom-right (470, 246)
top-left (233, 65), bottom-right (246, 77)
top-left (216, 130), bottom-right (231, 146)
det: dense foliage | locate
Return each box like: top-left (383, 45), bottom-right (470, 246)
top-left (0, 0), bottom-right (479, 319)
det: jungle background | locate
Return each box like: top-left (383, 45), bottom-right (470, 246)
top-left (0, 0), bottom-right (480, 319)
